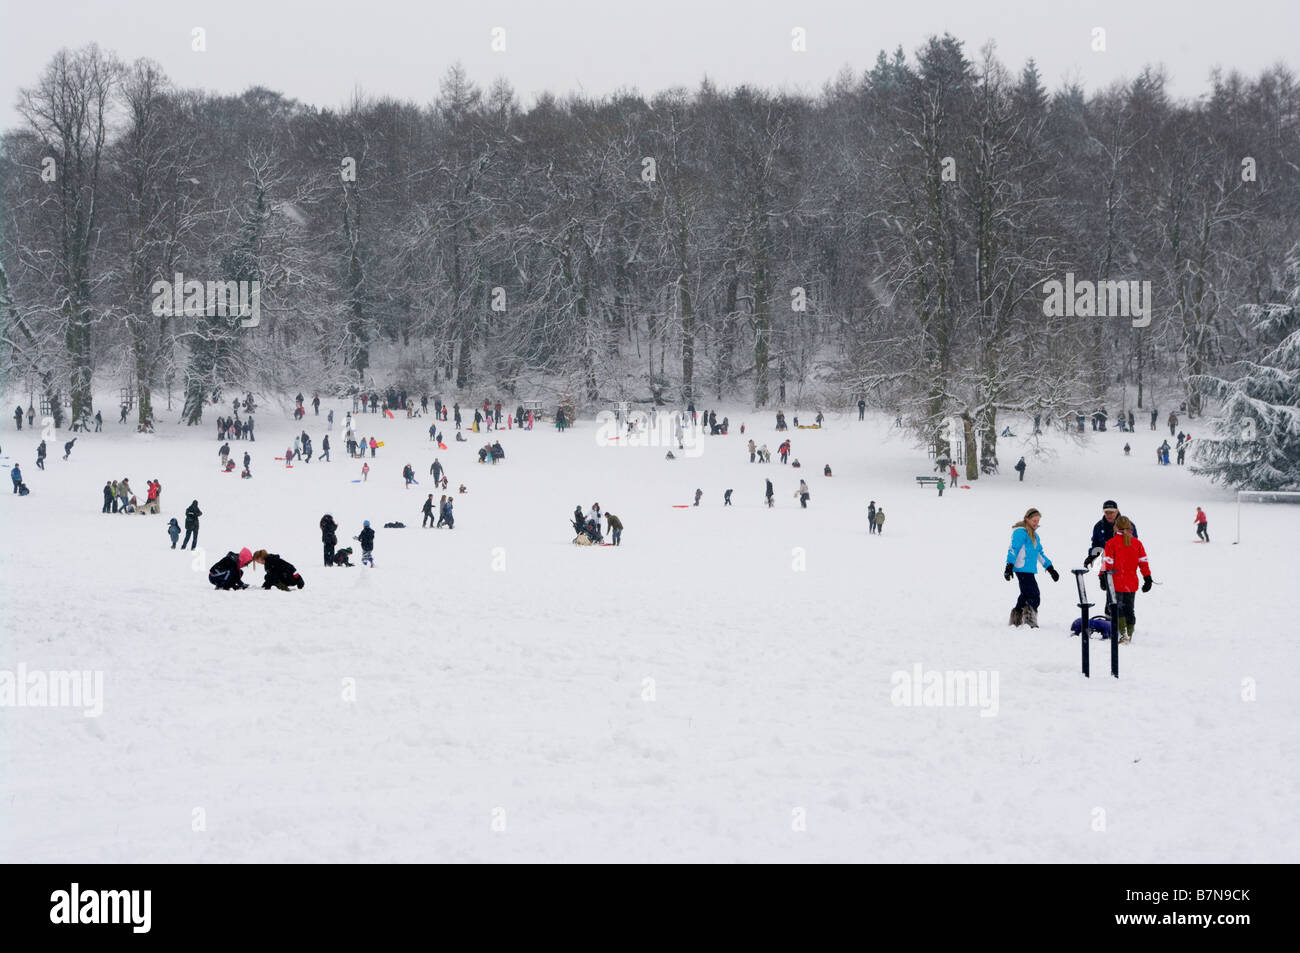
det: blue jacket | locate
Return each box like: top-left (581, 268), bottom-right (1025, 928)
top-left (1007, 527), bottom-right (1053, 573)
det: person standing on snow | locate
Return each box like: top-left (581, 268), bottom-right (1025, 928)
top-left (867, 500), bottom-right (877, 534)
top-left (874, 508), bottom-right (886, 533)
top-left (36, 440), bottom-right (46, 470)
top-left (605, 512), bottom-right (623, 545)
top-left (1004, 507), bottom-right (1059, 628)
top-left (765, 478), bottom-right (774, 508)
top-left (1083, 500), bottom-right (1138, 571)
top-left (320, 513), bottom-right (338, 566)
top-left (182, 500), bottom-right (202, 550)
top-left (694, 488), bottom-right (703, 507)
top-left (858, 398), bottom-right (866, 421)
top-left (1194, 507), bottom-right (1210, 542)
top-left (1101, 516), bottom-right (1153, 643)
top-left (1014, 456), bottom-right (1026, 482)
top-left (796, 479), bottom-right (810, 508)
top-left (422, 494), bottom-right (436, 527)
top-left (355, 521), bottom-right (375, 566)
top-left (103, 480), bottom-right (115, 513)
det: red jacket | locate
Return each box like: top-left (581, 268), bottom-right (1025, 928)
top-left (1195, 509), bottom-right (1207, 524)
top-left (1102, 536), bottom-right (1151, 593)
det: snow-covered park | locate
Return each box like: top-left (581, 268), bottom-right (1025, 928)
top-left (2, 400), bottom-right (1295, 862)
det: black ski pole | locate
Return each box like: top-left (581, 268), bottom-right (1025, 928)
top-left (1103, 571), bottom-right (1120, 678)
top-left (1072, 570), bottom-right (1092, 678)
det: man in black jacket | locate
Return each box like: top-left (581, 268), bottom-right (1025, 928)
top-left (422, 494), bottom-right (436, 528)
top-left (182, 500), bottom-right (202, 550)
top-left (1083, 500), bottom-right (1139, 569)
top-left (320, 513), bottom-right (338, 566)
top-left (102, 481), bottom-right (114, 513)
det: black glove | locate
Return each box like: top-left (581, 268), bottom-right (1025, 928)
top-left (1047, 566), bottom-right (1059, 582)
top-left (1142, 576), bottom-right (1153, 593)
top-left (1004, 563), bottom-right (1014, 581)
top-left (1083, 553), bottom-right (1096, 569)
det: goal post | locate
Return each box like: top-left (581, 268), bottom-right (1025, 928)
top-left (1235, 490), bottom-right (1300, 544)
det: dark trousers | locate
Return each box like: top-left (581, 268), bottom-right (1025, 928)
top-left (181, 527), bottom-right (198, 550)
top-left (612, 528), bottom-right (622, 546)
top-left (1115, 590), bottom-right (1136, 625)
top-left (37, 457), bottom-right (45, 470)
top-left (1014, 572), bottom-right (1041, 611)
top-left (103, 498), bottom-right (112, 512)
top-left (323, 542), bottom-right (335, 566)
top-left (423, 512), bottom-right (433, 527)
top-left (1197, 522), bottom-right (1209, 541)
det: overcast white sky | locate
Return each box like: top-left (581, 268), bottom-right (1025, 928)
top-left (3, 0), bottom-right (1297, 130)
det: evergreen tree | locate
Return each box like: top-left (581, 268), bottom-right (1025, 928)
top-left (1193, 242), bottom-right (1300, 490)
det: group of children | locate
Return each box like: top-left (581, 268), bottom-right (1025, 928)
top-left (101, 476), bottom-right (161, 514)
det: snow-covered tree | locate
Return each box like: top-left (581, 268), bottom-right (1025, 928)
top-left (1193, 242), bottom-right (1300, 490)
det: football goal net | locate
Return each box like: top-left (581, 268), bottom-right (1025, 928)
top-left (1235, 490), bottom-right (1300, 544)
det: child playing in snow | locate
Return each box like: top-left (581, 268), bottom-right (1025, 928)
top-left (361, 462), bottom-right (370, 482)
top-left (355, 521), bottom-right (375, 566)
top-left (167, 518), bottom-right (181, 548)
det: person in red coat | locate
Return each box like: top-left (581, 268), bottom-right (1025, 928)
top-left (1194, 507), bottom-right (1209, 542)
top-left (1101, 516), bottom-right (1153, 642)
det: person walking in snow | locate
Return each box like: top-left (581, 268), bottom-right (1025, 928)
top-left (182, 499), bottom-right (202, 550)
top-left (63, 438), bottom-right (76, 461)
top-left (369, 436), bottom-right (377, 458)
top-left (13, 405), bottom-right (23, 430)
top-left (321, 434), bottom-right (330, 462)
top-left (1014, 456), bottom-right (1026, 482)
top-left (874, 508), bottom-right (886, 534)
top-left (1194, 507), bottom-right (1210, 542)
top-left (94, 410), bottom-right (102, 432)
top-left (36, 440), bottom-right (46, 470)
top-left (422, 494), bottom-right (436, 527)
top-left (694, 488), bottom-right (703, 507)
top-left (796, 479), bottom-right (810, 508)
top-left (361, 462), bottom-right (370, 482)
top-left (724, 489), bottom-right (733, 506)
top-left (867, 500), bottom-right (877, 534)
top-left (1101, 516), bottom-right (1152, 643)
top-left (765, 478), bottom-right (774, 508)
top-left (1004, 507), bottom-right (1059, 628)
top-left (748, 439), bottom-right (757, 463)
top-left (858, 398), bottom-right (866, 421)
top-left (167, 517), bottom-right (181, 548)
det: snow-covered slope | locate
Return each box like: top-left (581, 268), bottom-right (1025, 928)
top-left (1, 402), bottom-right (1295, 862)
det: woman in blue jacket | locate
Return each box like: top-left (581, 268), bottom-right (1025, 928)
top-left (1004, 507), bottom-right (1059, 628)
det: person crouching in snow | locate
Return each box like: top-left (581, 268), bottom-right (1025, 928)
top-left (253, 550), bottom-right (305, 590)
top-left (1004, 507), bottom-right (1059, 628)
top-left (1102, 516), bottom-right (1152, 643)
top-left (209, 548), bottom-right (253, 589)
top-left (167, 517), bottom-right (181, 548)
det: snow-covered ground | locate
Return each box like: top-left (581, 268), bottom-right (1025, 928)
top-left (1, 399), bottom-right (1296, 862)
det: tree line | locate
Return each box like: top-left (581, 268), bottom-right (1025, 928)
top-left (3, 38), bottom-right (1297, 479)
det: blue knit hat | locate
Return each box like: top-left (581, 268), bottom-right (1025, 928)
top-left (363, 520), bottom-right (370, 528)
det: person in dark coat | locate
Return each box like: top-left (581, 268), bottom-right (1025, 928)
top-left (724, 489), bottom-right (733, 506)
top-left (431, 458), bottom-right (444, 484)
top-left (36, 440), bottom-right (46, 470)
top-left (182, 500), bottom-right (202, 550)
top-left (14, 405), bottom-right (23, 430)
top-left (254, 550), bottom-right (305, 590)
top-left (103, 480), bottom-right (115, 513)
top-left (605, 512), bottom-right (624, 545)
top-left (867, 500), bottom-right (877, 534)
top-left (858, 398), bottom-right (866, 421)
top-left (422, 494), bottom-right (436, 527)
top-left (321, 434), bottom-right (330, 462)
top-left (765, 478), bottom-right (774, 508)
top-left (167, 517), bottom-right (181, 547)
top-left (320, 513), bottom-right (338, 566)
top-left (355, 521), bottom-right (375, 566)
top-left (63, 438), bottom-right (76, 461)
top-left (1083, 500), bottom-right (1138, 570)
top-left (209, 548), bottom-right (253, 589)
top-left (1014, 456), bottom-right (1026, 481)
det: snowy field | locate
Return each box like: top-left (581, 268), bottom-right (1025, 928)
top-left (1, 399), bottom-right (1297, 863)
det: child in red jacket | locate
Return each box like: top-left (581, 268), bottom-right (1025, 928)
top-left (1102, 516), bottom-right (1153, 642)
top-left (1194, 507), bottom-right (1209, 542)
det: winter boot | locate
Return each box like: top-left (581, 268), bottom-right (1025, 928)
top-left (1119, 619), bottom-right (1132, 644)
top-left (1022, 605), bottom-right (1039, 628)
top-left (1009, 607), bottom-right (1023, 627)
